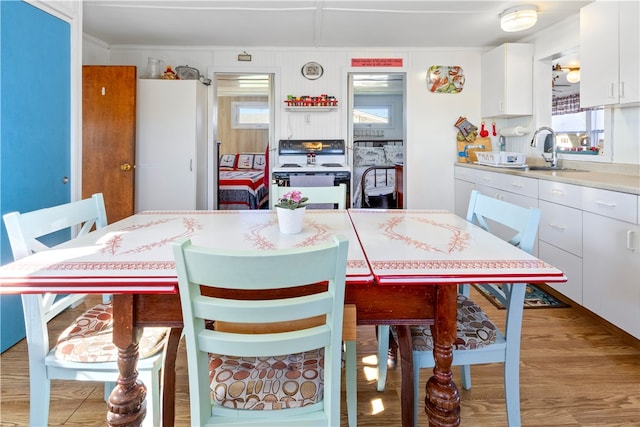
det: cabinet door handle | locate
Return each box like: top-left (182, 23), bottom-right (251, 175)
top-left (610, 82), bottom-right (616, 98)
top-left (551, 188), bottom-right (565, 197)
top-left (595, 200), bottom-right (616, 208)
top-left (493, 193), bottom-right (504, 201)
top-left (549, 223), bottom-right (566, 230)
top-left (190, 159), bottom-right (193, 171)
top-left (620, 82), bottom-right (625, 99)
top-left (627, 230), bottom-right (636, 251)
top-left (510, 182), bottom-right (524, 188)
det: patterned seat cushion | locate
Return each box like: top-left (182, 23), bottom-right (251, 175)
top-left (208, 348), bottom-right (324, 410)
top-left (55, 302), bottom-right (168, 363)
top-left (402, 294), bottom-right (498, 351)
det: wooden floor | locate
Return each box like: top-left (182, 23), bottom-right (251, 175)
top-left (1, 287), bottom-right (639, 426)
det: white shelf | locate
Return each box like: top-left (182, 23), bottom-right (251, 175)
top-left (284, 106), bottom-right (338, 112)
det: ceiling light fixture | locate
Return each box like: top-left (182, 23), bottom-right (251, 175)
top-left (500, 5), bottom-right (538, 32)
top-left (566, 69), bottom-right (581, 84)
top-left (553, 64), bottom-right (581, 84)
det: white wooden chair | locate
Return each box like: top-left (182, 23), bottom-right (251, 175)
top-left (173, 235), bottom-right (349, 426)
top-left (271, 183), bottom-right (347, 210)
top-left (377, 190), bottom-right (541, 427)
top-left (2, 193), bottom-right (167, 427)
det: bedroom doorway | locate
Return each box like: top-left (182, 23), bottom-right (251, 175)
top-left (348, 73), bottom-right (406, 208)
top-left (213, 73), bottom-right (273, 209)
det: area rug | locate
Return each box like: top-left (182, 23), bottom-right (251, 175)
top-left (473, 284), bottom-right (570, 309)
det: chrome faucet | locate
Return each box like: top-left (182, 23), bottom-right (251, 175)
top-left (531, 127), bottom-right (558, 168)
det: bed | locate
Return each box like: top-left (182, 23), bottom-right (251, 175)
top-left (218, 153), bottom-right (269, 210)
top-left (352, 140), bottom-right (404, 208)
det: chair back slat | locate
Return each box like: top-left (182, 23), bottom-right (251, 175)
top-left (193, 292), bottom-right (334, 324)
top-left (272, 184), bottom-right (347, 209)
top-left (199, 326), bottom-right (333, 358)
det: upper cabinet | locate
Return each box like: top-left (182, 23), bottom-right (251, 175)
top-left (481, 43), bottom-right (533, 118)
top-left (580, 0), bottom-right (640, 108)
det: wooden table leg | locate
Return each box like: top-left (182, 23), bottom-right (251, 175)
top-left (161, 328), bottom-right (183, 427)
top-left (425, 285), bottom-right (460, 427)
top-left (396, 325), bottom-right (415, 427)
top-left (108, 294), bottom-right (146, 427)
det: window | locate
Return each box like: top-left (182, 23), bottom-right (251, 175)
top-left (552, 107), bottom-right (604, 150)
top-left (353, 105), bottom-right (392, 127)
top-left (232, 102), bottom-right (269, 129)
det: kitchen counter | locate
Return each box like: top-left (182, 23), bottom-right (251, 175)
top-left (456, 161), bottom-right (640, 195)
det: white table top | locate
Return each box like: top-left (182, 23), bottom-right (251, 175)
top-left (348, 209), bottom-right (566, 285)
top-left (0, 210), bottom-right (372, 293)
top-left (0, 209), bottom-right (566, 294)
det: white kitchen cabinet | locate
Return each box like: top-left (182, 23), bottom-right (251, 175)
top-left (538, 200), bottom-right (583, 257)
top-left (581, 186), bottom-right (639, 338)
top-left (580, 0), bottom-right (640, 107)
top-left (481, 43), bottom-right (533, 118)
top-left (537, 180), bottom-right (584, 302)
top-left (136, 79), bottom-right (209, 211)
top-left (453, 166), bottom-right (475, 217)
top-left (583, 212), bottom-right (640, 339)
top-left (581, 186), bottom-right (637, 224)
top-left (539, 241), bottom-right (583, 305)
top-left (454, 164), bottom-right (640, 337)
top-left (474, 169), bottom-right (538, 199)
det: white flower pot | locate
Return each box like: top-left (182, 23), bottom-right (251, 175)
top-left (276, 206), bottom-right (306, 234)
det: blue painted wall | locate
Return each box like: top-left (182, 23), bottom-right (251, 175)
top-left (1, 1), bottom-right (71, 352)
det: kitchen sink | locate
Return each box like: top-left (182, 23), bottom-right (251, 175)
top-left (526, 166), bottom-right (587, 172)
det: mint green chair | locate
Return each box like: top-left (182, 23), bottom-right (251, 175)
top-left (377, 190), bottom-right (541, 427)
top-left (173, 235), bottom-right (349, 426)
top-left (3, 193), bottom-right (167, 427)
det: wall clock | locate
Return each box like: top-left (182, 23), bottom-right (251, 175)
top-left (301, 62), bottom-right (324, 80)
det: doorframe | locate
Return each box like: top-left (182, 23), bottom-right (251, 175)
top-left (207, 66), bottom-right (278, 209)
top-left (347, 71), bottom-right (407, 206)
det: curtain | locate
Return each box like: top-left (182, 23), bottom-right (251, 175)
top-left (552, 93), bottom-right (584, 115)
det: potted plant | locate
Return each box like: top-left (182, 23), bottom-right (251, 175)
top-left (275, 190), bottom-right (308, 234)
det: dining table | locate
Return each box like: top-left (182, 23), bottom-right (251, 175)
top-left (0, 208), bottom-right (566, 427)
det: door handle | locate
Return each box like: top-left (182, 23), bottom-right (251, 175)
top-left (120, 162), bottom-right (133, 171)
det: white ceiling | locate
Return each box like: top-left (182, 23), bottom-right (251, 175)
top-left (83, 1), bottom-right (592, 49)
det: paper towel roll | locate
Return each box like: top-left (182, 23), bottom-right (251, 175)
top-left (499, 126), bottom-right (530, 137)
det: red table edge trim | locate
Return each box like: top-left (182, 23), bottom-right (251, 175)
top-left (375, 273), bottom-right (568, 285)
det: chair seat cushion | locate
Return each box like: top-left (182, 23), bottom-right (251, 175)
top-left (55, 302), bottom-right (168, 363)
top-left (403, 294), bottom-right (498, 351)
top-left (208, 348), bottom-right (324, 410)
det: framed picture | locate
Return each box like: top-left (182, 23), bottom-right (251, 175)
top-left (301, 62), bottom-right (324, 80)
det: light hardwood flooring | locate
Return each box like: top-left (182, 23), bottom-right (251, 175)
top-left (1, 287), bottom-right (639, 426)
